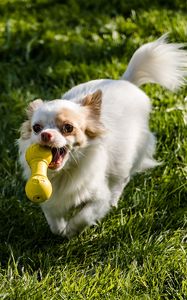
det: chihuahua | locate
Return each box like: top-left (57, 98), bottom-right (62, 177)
top-left (18, 35), bottom-right (187, 238)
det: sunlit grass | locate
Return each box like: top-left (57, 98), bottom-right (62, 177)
top-left (0, 0), bottom-right (187, 299)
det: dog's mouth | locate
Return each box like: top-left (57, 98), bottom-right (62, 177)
top-left (48, 147), bottom-right (68, 170)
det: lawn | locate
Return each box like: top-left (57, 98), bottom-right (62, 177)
top-left (0, 0), bottom-right (187, 299)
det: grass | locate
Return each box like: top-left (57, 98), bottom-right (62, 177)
top-left (0, 0), bottom-right (187, 299)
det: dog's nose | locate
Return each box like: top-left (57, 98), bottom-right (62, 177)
top-left (41, 132), bottom-right (52, 143)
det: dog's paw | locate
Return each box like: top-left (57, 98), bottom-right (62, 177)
top-left (49, 220), bottom-right (67, 236)
top-left (62, 223), bottom-right (79, 239)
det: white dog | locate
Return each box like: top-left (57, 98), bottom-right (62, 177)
top-left (18, 35), bottom-right (187, 238)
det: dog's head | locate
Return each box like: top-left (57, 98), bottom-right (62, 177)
top-left (19, 90), bottom-right (105, 172)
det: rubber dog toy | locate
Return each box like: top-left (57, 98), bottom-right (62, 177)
top-left (25, 144), bottom-right (52, 203)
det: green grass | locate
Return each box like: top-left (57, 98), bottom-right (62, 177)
top-left (0, 0), bottom-right (187, 299)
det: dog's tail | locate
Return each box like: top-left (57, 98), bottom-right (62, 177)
top-left (122, 34), bottom-right (187, 91)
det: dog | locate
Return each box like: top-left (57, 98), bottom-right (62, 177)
top-left (18, 35), bottom-right (187, 238)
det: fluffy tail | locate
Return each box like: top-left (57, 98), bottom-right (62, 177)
top-left (122, 34), bottom-right (187, 91)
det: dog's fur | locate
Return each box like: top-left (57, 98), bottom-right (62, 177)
top-left (18, 35), bottom-right (187, 238)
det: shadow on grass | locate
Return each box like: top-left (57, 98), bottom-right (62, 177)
top-left (0, 0), bottom-right (186, 16)
top-left (0, 167), bottom-right (186, 275)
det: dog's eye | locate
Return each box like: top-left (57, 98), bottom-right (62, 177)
top-left (33, 123), bottom-right (43, 134)
top-left (62, 123), bottom-right (74, 134)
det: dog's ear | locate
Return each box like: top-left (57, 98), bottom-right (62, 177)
top-left (20, 99), bottom-right (43, 140)
top-left (81, 90), bottom-right (106, 138)
top-left (82, 90), bottom-right (102, 119)
top-left (26, 99), bottom-right (43, 118)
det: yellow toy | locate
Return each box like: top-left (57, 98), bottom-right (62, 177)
top-left (25, 144), bottom-right (52, 203)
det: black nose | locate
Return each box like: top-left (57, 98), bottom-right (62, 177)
top-left (41, 132), bottom-right (52, 143)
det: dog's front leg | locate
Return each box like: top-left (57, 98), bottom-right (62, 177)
top-left (109, 176), bottom-right (130, 207)
top-left (42, 209), bottom-right (67, 235)
top-left (63, 187), bottom-right (111, 238)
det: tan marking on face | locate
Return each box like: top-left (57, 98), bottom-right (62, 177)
top-left (56, 108), bottom-right (86, 130)
top-left (55, 108), bottom-right (87, 147)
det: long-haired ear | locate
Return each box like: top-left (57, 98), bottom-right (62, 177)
top-left (20, 99), bottom-right (43, 140)
top-left (82, 90), bottom-right (102, 118)
top-left (26, 99), bottom-right (43, 118)
top-left (81, 90), bottom-right (106, 138)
